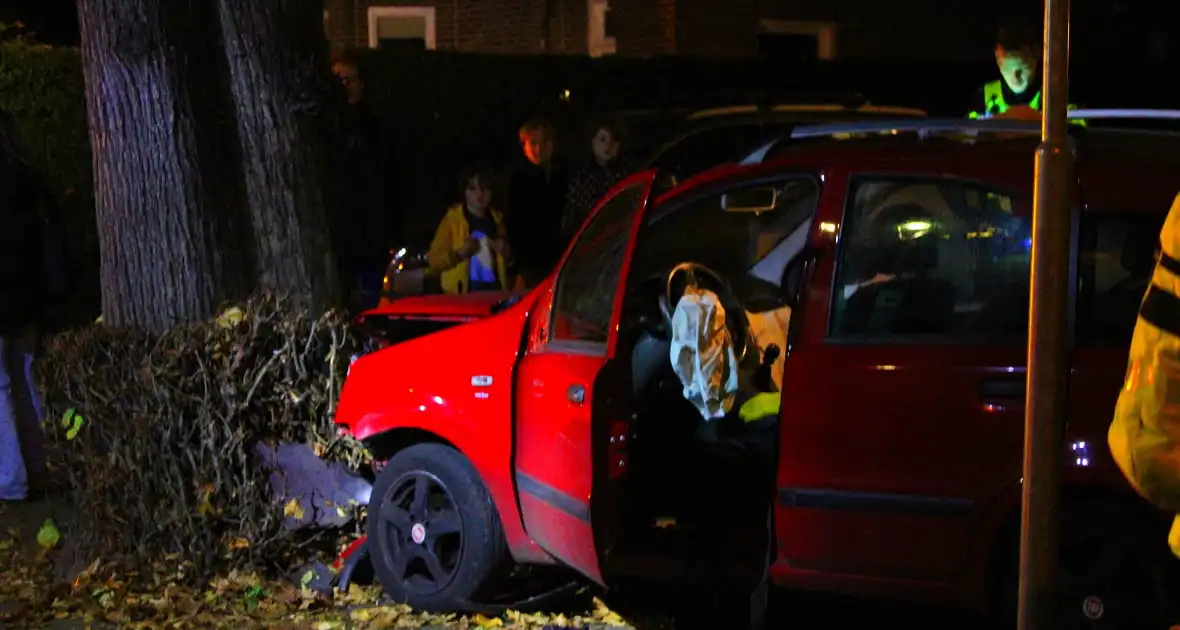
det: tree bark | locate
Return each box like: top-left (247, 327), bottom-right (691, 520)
top-left (77, 0), bottom-right (253, 331)
top-left (216, 0), bottom-right (341, 312)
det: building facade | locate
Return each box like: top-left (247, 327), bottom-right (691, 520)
top-left (323, 0), bottom-right (994, 61)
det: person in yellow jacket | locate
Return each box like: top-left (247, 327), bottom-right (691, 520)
top-left (967, 21), bottom-right (1085, 126)
top-left (1110, 192), bottom-right (1180, 560)
top-left (426, 166), bottom-right (513, 294)
top-left (968, 22), bottom-right (1043, 121)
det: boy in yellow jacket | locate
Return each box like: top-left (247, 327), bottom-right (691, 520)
top-left (426, 166), bottom-right (513, 294)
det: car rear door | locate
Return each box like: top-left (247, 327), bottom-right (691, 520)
top-left (775, 165), bottom-right (1058, 586)
top-left (512, 171), bottom-right (658, 584)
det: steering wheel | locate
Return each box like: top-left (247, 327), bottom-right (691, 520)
top-left (658, 262), bottom-right (751, 362)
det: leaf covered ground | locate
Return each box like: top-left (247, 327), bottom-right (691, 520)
top-left (0, 541), bottom-right (637, 629)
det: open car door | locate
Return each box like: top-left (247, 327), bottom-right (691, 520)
top-left (512, 171), bottom-right (659, 584)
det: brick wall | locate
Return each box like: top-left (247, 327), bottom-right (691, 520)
top-left (675, 0), bottom-right (758, 58)
top-left (326, 0), bottom-right (994, 61)
top-left (327, 0), bottom-right (677, 57)
top-left (607, 0), bottom-right (677, 57)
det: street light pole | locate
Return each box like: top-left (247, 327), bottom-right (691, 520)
top-left (1018, 0), bottom-right (1072, 628)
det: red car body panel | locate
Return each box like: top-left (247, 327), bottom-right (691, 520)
top-left (336, 133), bottom-right (1180, 610)
top-left (336, 290), bottom-right (554, 563)
top-left (362, 290), bottom-right (519, 320)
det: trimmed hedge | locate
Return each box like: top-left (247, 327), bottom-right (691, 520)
top-left (38, 294), bottom-right (368, 581)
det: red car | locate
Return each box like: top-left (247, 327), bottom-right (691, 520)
top-left (336, 117), bottom-right (1180, 626)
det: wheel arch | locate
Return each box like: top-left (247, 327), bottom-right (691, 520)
top-left (364, 426), bottom-right (556, 565)
top-left (978, 480), bottom-right (1162, 612)
top-left (365, 426), bottom-right (459, 464)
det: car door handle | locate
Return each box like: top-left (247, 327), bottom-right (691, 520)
top-left (979, 378), bottom-right (1025, 411)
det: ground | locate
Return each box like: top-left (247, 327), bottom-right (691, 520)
top-left (0, 497), bottom-right (986, 629)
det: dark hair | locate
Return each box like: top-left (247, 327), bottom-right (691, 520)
top-left (590, 116), bottom-right (628, 148)
top-left (519, 118), bottom-right (555, 138)
top-left (996, 21), bottom-right (1042, 52)
top-left (459, 164), bottom-right (495, 195)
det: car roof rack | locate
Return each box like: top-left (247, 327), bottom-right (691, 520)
top-left (739, 109), bottom-right (1180, 164)
top-left (686, 101), bottom-right (927, 122)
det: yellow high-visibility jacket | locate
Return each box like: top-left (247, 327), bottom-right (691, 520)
top-left (1110, 192), bottom-right (1180, 558)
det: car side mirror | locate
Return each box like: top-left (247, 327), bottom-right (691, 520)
top-left (723, 186), bottom-right (778, 213)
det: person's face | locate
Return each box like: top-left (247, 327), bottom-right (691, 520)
top-left (333, 62), bottom-right (363, 104)
top-left (465, 176), bottom-right (492, 211)
top-left (520, 129), bottom-right (554, 166)
top-left (995, 45), bottom-right (1038, 95)
top-left (591, 127), bottom-right (620, 164)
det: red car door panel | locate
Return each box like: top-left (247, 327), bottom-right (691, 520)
top-left (513, 172), bottom-right (657, 583)
top-left (776, 171), bottom-right (1044, 584)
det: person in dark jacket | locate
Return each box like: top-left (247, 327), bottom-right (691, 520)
top-left (333, 53), bottom-right (395, 309)
top-left (0, 110), bottom-right (46, 502)
top-left (506, 118), bottom-right (571, 288)
top-left (562, 117), bottom-right (635, 240)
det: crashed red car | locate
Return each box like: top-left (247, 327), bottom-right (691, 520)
top-left (336, 115), bottom-right (1180, 626)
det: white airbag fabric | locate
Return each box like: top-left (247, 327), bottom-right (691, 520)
top-left (670, 286), bottom-right (740, 421)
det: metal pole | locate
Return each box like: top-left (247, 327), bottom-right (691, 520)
top-left (1018, 0), bottom-right (1072, 628)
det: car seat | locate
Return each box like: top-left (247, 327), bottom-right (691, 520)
top-left (839, 216), bottom-right (957, 336)
top-left (1098, 224), bottom-right (1160, 343)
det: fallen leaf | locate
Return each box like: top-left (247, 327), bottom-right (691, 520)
top-left (474, 613), bottom-right (503, 627)
top-left (283, 498), bottom-right (304, 520)
top-left (36, 519), bottom-right (60, 549)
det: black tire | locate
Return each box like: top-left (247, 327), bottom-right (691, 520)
top-left (992, 501), bottom-right (1178, 630)
top-left (368, 443), bottom-right (510, 611)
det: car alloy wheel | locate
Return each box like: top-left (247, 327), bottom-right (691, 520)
top-left (1055, 521), bottom-right (1173, 629)
top-left (374, 471), bottom-right (464, 595)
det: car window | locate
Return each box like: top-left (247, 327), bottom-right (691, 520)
top-left (1076, 212), bottom-right (1164, 346)
top-left (649, 123), bottom-right (795, 179)
top-left (551, 183), bottom-right (647, 346)
top-left (633, 178), bottom-right (819, 287)
top-left (830, 177), bottom-right (1032, 340)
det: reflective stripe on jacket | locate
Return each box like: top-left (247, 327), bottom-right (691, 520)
top-left (425, 204), bottom-right (510, 295)
top-left (1109, 192), bottom-right (1180, 558)
top-left (967, 79), bottom-right (1085, 126)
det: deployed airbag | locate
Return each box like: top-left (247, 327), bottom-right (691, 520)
top-left (670, 286), bottom-right (740, 421)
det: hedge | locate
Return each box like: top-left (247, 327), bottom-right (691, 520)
top-left (37, 294), bottom-right (368, 582)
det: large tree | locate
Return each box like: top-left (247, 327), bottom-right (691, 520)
top-left (77, 0), bottom-right (253, 330)
top-left (216, 0), bottom-right (341, 312)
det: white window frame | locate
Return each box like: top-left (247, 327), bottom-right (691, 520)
top-left (367, 6), bottom-right (437, 50)
top-left (587, 0), bottom-right (616, 57)
top-left (759, 19), bottom-right (837, 60)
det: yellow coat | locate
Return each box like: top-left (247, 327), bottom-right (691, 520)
top-left (1110, 192), bottom-right (1180, 558)
top-left (426, 204), bottom-right (511, 295)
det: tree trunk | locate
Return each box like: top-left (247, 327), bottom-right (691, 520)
top-left (216, 0), bottom-right (341, 312)
top-left (77, 0), bottom-right (253, 331)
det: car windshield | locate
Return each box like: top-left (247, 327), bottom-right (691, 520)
top-left (635, 179), bottom-right (820, 294)
top-left (648, 110), bottom-right (927, 182)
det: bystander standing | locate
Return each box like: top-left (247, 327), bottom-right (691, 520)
top-left (0, 109), bottom-right (48, 502)
top-left (506, 118), bottom-right (570, 289)
top-left (562, 117), bottom-right (635, 240)
top-left (333, 52), bottom-right (396, 309)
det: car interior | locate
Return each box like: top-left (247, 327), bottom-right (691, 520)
top-left (599, 179), bottom-right (819, 575)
